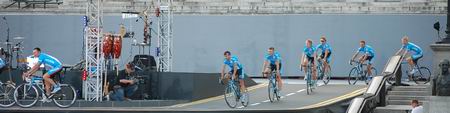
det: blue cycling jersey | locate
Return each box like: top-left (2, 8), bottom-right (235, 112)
top-left (303, 46), bottom-right (316, 57)
top-left (357, 45), bottom-right (375, 57)
top-left (265, 52), bottom-right (281, 65)
top-left (37, 53), bottom-right (62, 69)
top-left (223, 56), bottom-right (243, 70)
top-left (402, 42), bottom-right (423, 55)
top-left (0, 58), bottom-right (5, 69)
top-left (316, 43), bottom-right (332, 54)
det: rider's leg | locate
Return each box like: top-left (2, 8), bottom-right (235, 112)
top-left (407, 57), bottom-right (414, 70)
top-left (301, 58), bottom-right (308, 79)
top-left (239, 79), bottom-right (246, 93)
top-left (43, 75), bottom-right (53, 96)
top-left (45, 68), bottom-right (62, 94)
top-left (312, 62), bottom-right (317, 81)
top-left (323, 60), bottom-right (328, 73)
top-left (272, 63), bottom-right (283, 90)
top-left (239, 69), bottom-right (246, 93)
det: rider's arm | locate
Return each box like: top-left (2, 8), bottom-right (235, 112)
top-left (360, 54), bottom-right (368, 62)
top-left (221, 64), bottom-right (226, 79)
top-left (275, 60), bottom-right (280, 74)
top-left (262, 60), bottom-right (268, 72)
top-left (313, 51), bottom-right (317, 62)
top-left (395, 48), bottom-right (404, 56)
top-left (324, 49), bottom-right (330, 60)
top-left (26, 62), bottom-right (41, 76)
top-left (350, 52), bottom-right (359, 61)
top-left (119, 79), bottom-right (133, 84)
top-left (233, 63), bottom-right (238, 78)
top-left (300, 53), bottom-right (305, 66)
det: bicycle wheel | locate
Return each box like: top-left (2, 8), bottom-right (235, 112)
top-left (14, 84), bottom-right (39, 108)
top-left (413, 67), bottom-right (431, 84)
top-left (241, 88), bottom-right (249, 107)
top-left (306, 69), bottom-right (311, 95)
top-left (224, 84), bottom-right (237, 108)
top-left (363, 67), bottom-right (377, 85)
top-left (268, 77), bottom-right (276, 102)
top-left (322, 65), bottom-right (331, 85)
top-left (348, 68), bottom-right (359, 85)
top-left (52, 84), bottom-right (77, 108)
top-left (0, 83), bottom-right (15, 107)
top-left (371, 67), bottom-right (378, 76)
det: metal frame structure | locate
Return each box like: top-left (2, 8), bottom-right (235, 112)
top-left (157, 0), bottom-right (173, 72)
top-left (83, 0), bottom-right (104, 101)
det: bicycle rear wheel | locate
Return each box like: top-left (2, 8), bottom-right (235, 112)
top-left (348, 68), bottom-right (359, 85)
top-left (224, 84), bottom-right (237, 108)
top-left (364, 67), bottom-right (378, 85)
top-left (0, 83), bottom-right (15, 107)
top-left (52, 84), bottom-right (77, 108)
top-left (14, 84), bottom-right (39, 108)
top-left (413, 67), bottom-right (431, 84)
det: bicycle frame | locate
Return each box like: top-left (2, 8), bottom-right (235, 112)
top-left (226, 73), bottom-right (241, 98)
top-left (23, 76), bottom-right (51, 99)
top-left (269, 71), bottom-right (277, 88)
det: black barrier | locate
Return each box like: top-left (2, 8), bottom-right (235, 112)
top-left (0, 70), bottom-right (257, 101)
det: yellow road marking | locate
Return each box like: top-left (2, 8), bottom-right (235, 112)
top-left (297, 87), bottom-right (367, 109)
top-left (170, 83), bottom-right (268, 108)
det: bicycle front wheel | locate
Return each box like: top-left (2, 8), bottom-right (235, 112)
top-left (348, 68), bottom-right (359, 85)
top-left (413, 67), bottom-right (431, 84)
top-left (322, 65), bottom-right (331, 85)
top-left (268, 78), bottom-right (276, 102)
top-left (14, 84), bottom-right (39, 108)
top-left (52, 84), bottom-right (77, 108)
top-left (241, 88), bottom-right (249, 107)
top-left (224, 85), bottom-right (237, 108)
top-left (0, 83), bottom-right (16, 107)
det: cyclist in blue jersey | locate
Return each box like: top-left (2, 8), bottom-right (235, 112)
top-left (301, 39), bottom-right (317, 81)
top-left (350, 40), bottom-right (376, 77)
top-left (221, 51), bottom-right (246, 93)
top-left (262, 47), bottom-right (283, 90)
top-left (23, 48), bottom-right (62, 97)
top-left (316, 36), bottom-right (332, 75)
top-left (395, 36), bottom-right (423, 75)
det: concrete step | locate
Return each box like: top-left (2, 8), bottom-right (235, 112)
top-left (387, 100), bottom-right (428, 105)
top-left (387, 95), bottom-right (429, 101)
top-left (374, 105), bottom-right (411, 113)
top-left (390, 85), bottom-right (429, 91)
top-left (387, 91), bottom-right (430, 96)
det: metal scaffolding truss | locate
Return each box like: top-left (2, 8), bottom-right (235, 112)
top-left (157, 0), bottom-right (173, 72)
top-left (84, 0), bottom-right (104, 101)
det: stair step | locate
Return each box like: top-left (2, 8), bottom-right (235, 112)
top-left (374, 105), bottom-right (412, 113)
top-left (387, 95), bottom-right (429, 101)
top-left (387, 91), bottom-right (430, 96)
top-left (391, 86), bottom-right (429, 91)
top-left (387, 100), bottom-right (428, 105)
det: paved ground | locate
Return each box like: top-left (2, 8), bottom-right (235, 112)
top-left (0, 79), bottom-right (368, 112)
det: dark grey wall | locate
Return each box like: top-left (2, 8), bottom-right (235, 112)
top-left (0, 15), bottom-right (445, 77)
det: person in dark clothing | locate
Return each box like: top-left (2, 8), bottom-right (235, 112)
top-left (109, 63), bottom-right (138, 101)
